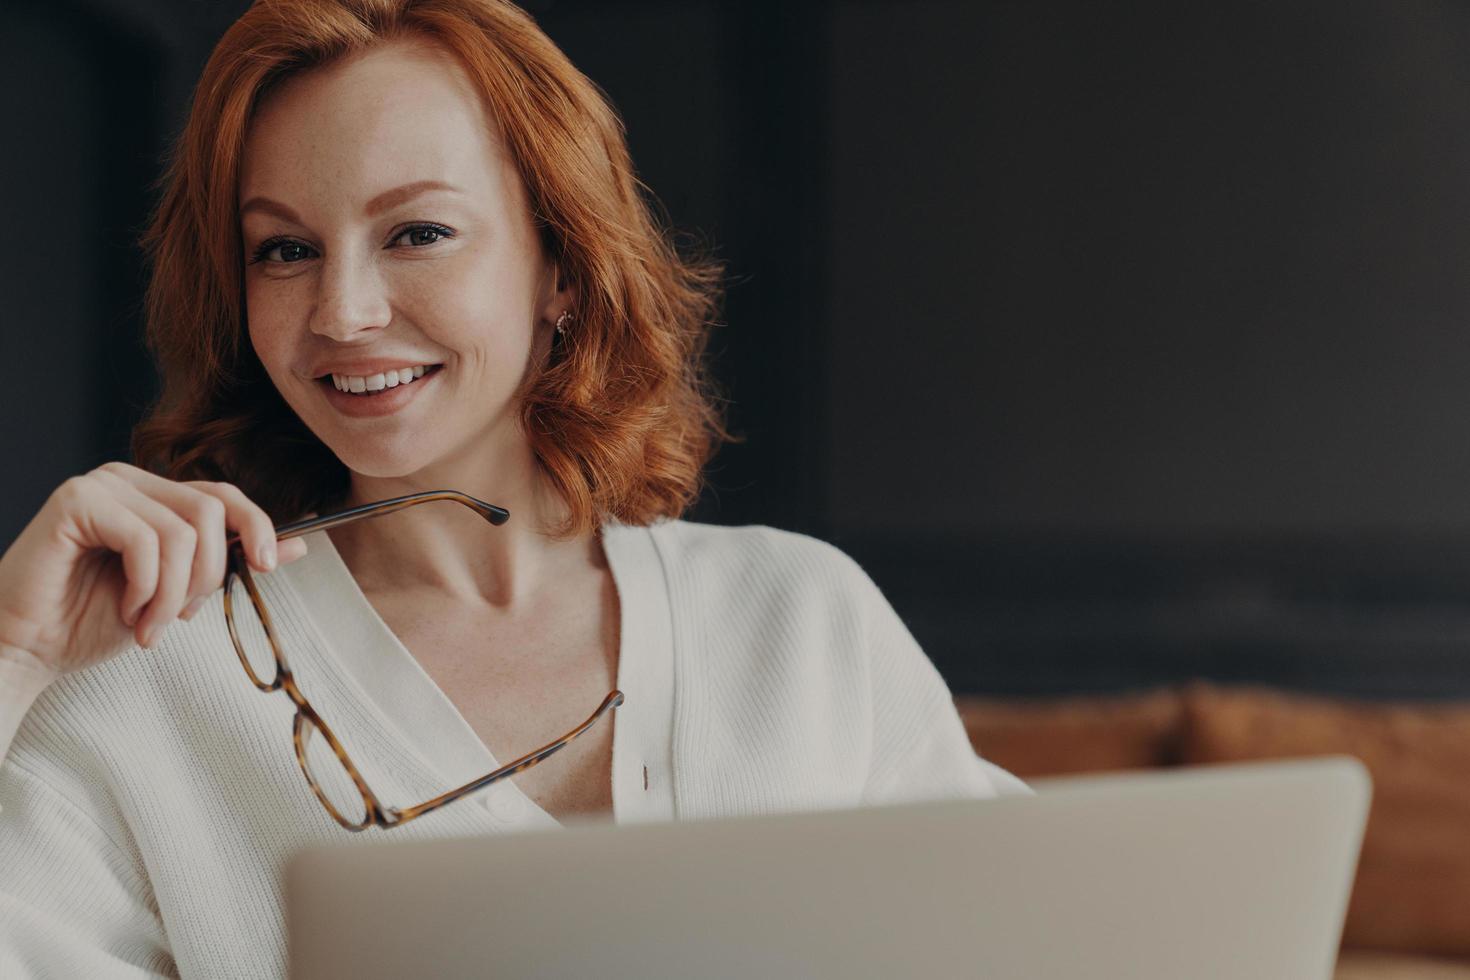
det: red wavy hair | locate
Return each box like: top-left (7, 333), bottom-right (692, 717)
top-left (131, 0), bottom-right (732, 537)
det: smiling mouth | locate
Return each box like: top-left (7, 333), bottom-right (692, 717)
top-left (320, 364), bottom-right (444, 395)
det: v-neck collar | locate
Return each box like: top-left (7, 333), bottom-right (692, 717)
top-left (275, 519), bottom-right (677, 829)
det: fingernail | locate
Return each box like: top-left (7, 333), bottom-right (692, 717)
top-left (180, 596), bottom-right (207, 621)
top-left (259, 541), bottom-right (277, 571)
top-left (142, 625), bottom-right (159, 649)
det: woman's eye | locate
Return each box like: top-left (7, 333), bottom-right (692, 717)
top-left (249, 239), bottom-right (313, 265)
top-left (275, 242), bottom-right (312, 262)
top-left (247, 224), bottom-right (453, 266)
top-left (393, 224), bottom-right (453, 247)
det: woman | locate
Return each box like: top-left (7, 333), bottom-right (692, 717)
top-left (0, 0), bottom-right (1024, 975)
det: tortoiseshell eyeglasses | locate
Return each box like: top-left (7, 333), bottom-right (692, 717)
top-left (222, 489), bottom-right (624, 832)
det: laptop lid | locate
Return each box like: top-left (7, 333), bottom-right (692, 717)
top-left (286, 756), bottom-right (1369, 980)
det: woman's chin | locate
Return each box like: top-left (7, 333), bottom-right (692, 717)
top-left (344, 460), bottom-right (434, 482)
top-left (327, 442), bottom-right (443, 482)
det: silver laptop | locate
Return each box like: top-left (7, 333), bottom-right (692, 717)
top-left (286, 756), bottom-right (1370, 980)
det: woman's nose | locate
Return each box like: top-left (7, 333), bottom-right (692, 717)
top-left (308, 254), bottom-right (391, 341)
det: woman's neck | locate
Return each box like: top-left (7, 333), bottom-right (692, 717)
top-left (326, 456), bottom-right (600, 612)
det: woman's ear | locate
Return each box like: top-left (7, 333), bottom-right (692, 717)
top-left (539, 262), bottom-right (578, 326)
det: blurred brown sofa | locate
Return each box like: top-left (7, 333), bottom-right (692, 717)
top-left (955, 683), bottom-right (1470, 979)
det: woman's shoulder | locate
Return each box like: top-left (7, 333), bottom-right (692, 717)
top-left (640, 518), bottom-right (873, 594)
top-left (606, 518), bottom-right (890, 638)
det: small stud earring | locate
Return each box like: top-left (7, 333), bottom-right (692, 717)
top-left (555, 310), bottom-right (573, 335)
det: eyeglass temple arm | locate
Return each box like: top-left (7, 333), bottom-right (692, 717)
top-left (225, 490), bottom-right (510, 548)
top-left (391, 689), bottom-right (625, 825)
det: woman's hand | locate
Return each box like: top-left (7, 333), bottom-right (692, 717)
top-left (0, 462), bottom-right (308, 679)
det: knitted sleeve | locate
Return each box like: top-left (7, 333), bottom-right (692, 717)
top-left (0, 759), bottom-right (176, 977)
top-left (0, 656), bottom-right (56, 775)
top-left (851, 565), bottom-right (1032, 805)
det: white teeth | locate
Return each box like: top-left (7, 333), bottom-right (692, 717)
top-left (330, 365), bottom-right (436, 394)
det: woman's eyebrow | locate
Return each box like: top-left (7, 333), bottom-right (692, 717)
top-left (363, 180), bottom-right (464, 216)
top-left (239, 180), bottom-right (464, 223)
top-left (239, 196), bottom-right (301, 223)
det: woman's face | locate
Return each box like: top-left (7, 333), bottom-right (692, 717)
top-left (239, 38), bottom-right (565, 484)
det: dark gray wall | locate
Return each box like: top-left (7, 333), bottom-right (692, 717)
top-left (2, 0), bottom-right (234, 538)
top-left (826, 0), bottom-right (1470, 538)
top-left (816, 1), bottom-right (1470, 699)
top-left (3, 7), bottom-right (103, 524)
top-left (8, 0), bottom-right (1470, 697)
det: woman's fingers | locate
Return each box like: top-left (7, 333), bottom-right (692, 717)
top-left (277, 537), bottom-right (309, 564)
top-left (88, 464), bottom-right (303, 645)
top-left (185, 479), bottom-right (284, 574)
top-left (58, 476), bottom-right (160, 632)
top-left (91, 471), bottom-right (200, 646)
top-left (0, 461), bottom-right (310, 678)
top-left (149, 481), bottom-right (227, 615)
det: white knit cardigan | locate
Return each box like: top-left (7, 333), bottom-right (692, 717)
top-left (0, 519), bottom-right (1025, 979)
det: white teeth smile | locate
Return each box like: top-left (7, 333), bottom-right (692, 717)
top-left (331, 365), bottom-right (432, 393)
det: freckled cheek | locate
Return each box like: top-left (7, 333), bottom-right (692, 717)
top-left (243, 291), bottom-right (303, 385)
top-left (407, 272), bottom-right (534, 371)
